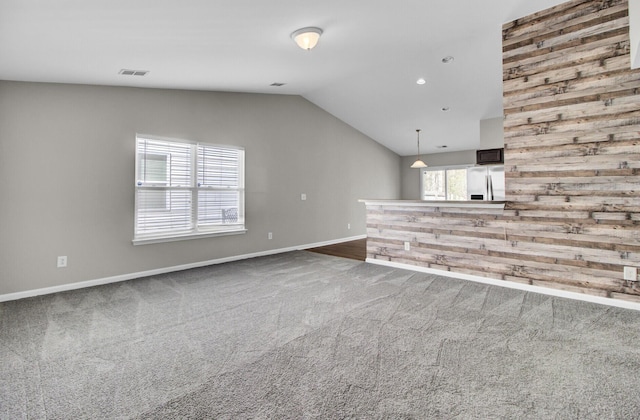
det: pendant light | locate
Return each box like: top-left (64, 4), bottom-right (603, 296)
top-left (410, 129), bottom-right (427, 168)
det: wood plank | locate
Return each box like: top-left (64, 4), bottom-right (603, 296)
top-left (366, 240), bottom-right (624, 292)
top-left (503, 54), bottom-right (631, 95)
top-left (504, 124), bottom-right (640, 150)
top-left (503, 16), bottom-right (629, 63)
top-left (503, 111), bottom-right (640, 138)
top-left (503, 2), bottom-right (628, 54)
top-left (507, 135), bottom-right (640, 155)
top-left (503, 95), bottom-right (640, 128)
top-left (503, 72), bottom-right (640, 112)
top-left (503, 35), bottom-right (629, 81)
top-left (502, 0), bottom-right (624, 46)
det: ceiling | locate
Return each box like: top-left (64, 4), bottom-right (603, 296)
top-left (0, 0), bottom-right (566, 156)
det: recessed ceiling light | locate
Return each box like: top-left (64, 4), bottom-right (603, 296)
top-left (270, 82), bottom-right (286, 87)
top-left (441, 106), bottom-right (450, 112)
top-left (441, 56), bottom-right (454, 64)
top-left (416, 78), bottom-right (426, 85)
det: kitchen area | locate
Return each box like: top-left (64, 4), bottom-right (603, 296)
top-left (361, 117), bottom-right (509, 285)
top-left (400, 117), bottom-right (506, 202)
top-left (362, 0), bottom-right (640, 305)
top-left (421, 149), bottom-right (505, 202)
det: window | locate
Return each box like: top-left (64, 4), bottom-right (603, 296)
top-left (134, 135), bottom-right (245, 244)
top-left (421, 166), bottom-right (468, 200)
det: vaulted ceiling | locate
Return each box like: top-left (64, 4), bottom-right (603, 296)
top-left (0, 0), bottom-right (567, 155)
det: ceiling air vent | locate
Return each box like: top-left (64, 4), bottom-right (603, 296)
top-left (119, 69), bottom-right (149, 76)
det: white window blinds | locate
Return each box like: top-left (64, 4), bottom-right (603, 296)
top-left (134, 135), bottom-right (245, 243)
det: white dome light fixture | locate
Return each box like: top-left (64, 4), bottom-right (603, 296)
top-left (291, 27), bottom-right (323, 50)
top-left (410, 129), bottom-right (428, 169)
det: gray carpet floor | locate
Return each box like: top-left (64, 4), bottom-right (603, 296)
top-left (2, 251), bottom-right (640, 419)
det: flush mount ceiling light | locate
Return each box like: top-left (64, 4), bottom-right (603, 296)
top-left (416, 78), bottom-right (426, 85)
top-left (441, 56), bottom-right (454, 64)
top-left (410, 129), bottom-right (428, 169)
top-left (291, 27), bottom-right (323, 50)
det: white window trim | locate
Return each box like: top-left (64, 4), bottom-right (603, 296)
top-left (133, 134), bottom-right (245, 245)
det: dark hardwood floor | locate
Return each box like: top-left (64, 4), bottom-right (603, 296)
top-left (306, 238), bottom-right (367, 261)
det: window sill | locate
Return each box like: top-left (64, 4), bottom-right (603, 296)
top-left (132, 228), bottom-right (247, 246)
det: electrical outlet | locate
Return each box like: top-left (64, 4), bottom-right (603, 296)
top-left (624, 266), bottom-right (637, 281)
top-left (268, 232), bottom-right (273, 240)
top-left (301, 193), bottom-right (307, 201)
top-left (57, 256), bottom-right (67, 268)
top-left (347, 223), bottom-right (351, 230)
top-left (404, 242), bottom-right (410, 251)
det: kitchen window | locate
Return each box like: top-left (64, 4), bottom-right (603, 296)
top-left (134, 135), bottom-right (245, 245)
top-left (421, 166), bottom-right (468, 200)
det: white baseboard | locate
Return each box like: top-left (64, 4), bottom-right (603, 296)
top-left (367, 258), bottom-right (640, 312)
top-left (0, 235), bottom-right (367, 303)
top-left (5, 235), bottom-right (637, 313)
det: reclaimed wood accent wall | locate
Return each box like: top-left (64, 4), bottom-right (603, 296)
top-left (367, 0), bottom-right (640, 302)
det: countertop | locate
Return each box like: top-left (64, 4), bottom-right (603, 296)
top-left (359, 199), bottom-right (506, 209)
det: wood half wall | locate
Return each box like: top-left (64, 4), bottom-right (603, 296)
top-left (367, 0), bottom-right (640, 302)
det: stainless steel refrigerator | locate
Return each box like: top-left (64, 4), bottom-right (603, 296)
top-left (467, 165), bottom-right (505, 201)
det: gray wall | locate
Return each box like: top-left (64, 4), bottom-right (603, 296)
top-left (0, 81), bottom-right (400, 295)
top-left (479, 117), bottom-right (504, 149)
top-left (631, 0), bottom-right (640, 68)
